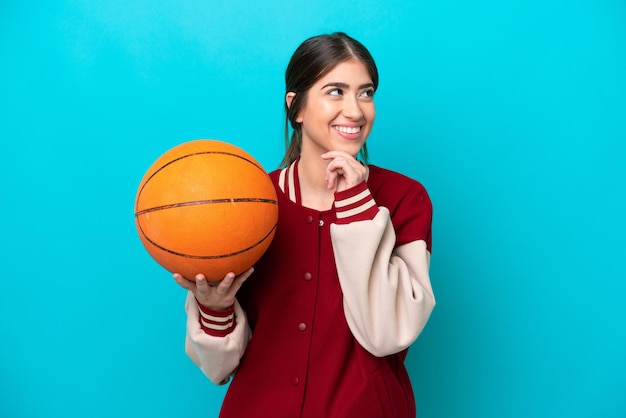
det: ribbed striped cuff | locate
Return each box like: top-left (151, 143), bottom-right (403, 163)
top-left (334, 181), bottom-right (379, 225)
top-left (196, 299), bottom-right (236, 337)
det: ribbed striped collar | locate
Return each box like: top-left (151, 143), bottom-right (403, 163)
top-left (277, 159), bottom-right (301, 205)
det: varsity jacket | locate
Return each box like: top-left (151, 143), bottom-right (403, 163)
top-left (184, 161), bottom-right (435, 418)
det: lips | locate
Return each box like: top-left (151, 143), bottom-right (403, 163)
top-left (333, 125), bottom-right (361, 134)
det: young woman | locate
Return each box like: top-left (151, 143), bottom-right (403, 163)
top-left (174, 32), bottom-right (435, 418)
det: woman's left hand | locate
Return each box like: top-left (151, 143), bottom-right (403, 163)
top-left (322, 151), bottom-right (369, 192)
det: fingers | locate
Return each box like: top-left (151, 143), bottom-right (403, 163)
top-left (173, 272), bottom-right (196, 291)
top-left (174, 269), bottom-right (254, 311)
top-left (321, 151), bottom-right (367, 191)
top-left (211, 272), bottom-right (235, 295)
top-left (231, 267), bottom-right (254, 293)
top-left (321, 150), bottom-right (354, 160)
top-left (213, 268), bottom-right (252, 296)
top-left (194, 273), bottom-right (213, 298)
top-left (325, 169), bottom-right (338, 190)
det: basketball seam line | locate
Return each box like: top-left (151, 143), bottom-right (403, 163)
top-left (135, 150), bottom-right (267, 212)
top-left (134, 198), bottom-right (278, 216)
top-left (137, 223), bottom-right (278, 259)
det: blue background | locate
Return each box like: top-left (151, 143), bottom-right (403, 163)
top-left (1, 1), bottom-right (625, 417)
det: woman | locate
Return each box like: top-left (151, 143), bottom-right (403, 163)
top-left (174, 32), bottom-right (435, 418)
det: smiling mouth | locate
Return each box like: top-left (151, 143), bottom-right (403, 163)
top-left (334, 125), bottom-right (361, 134)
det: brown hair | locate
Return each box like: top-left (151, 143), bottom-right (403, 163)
top-left (280, 32), bottom-right (379, 167)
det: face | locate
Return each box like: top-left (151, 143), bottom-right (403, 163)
top-left (289, 60), bottom-right (376, 158)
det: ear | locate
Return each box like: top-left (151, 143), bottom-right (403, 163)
top-left (285, 92), bottom-right (296, 109)
top-left (286, 92), bottom-right (303, 123)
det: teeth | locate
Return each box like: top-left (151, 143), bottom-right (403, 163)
top-left (335, 126), bottom-right (361, 134)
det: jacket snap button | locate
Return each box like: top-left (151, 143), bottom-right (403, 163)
top-left (305, 215), bottom-right (313, 224)
top-left (292, 377), bottom-right (300, 386)
top-left (304, 272), bottom-right (312, 281)
top-left (298, 322), bottom-right (307, 331)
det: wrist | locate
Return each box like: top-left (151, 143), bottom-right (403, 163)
top-left (334, 181), bottom-right (378, 224)
top-left (196, 299), bottom-right (236, 336)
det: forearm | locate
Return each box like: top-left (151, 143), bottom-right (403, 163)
top-left (331, 208), bottom-right (435, 357)
top-left (184, 292), bottom-right (251, 384)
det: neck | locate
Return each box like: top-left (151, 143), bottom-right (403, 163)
top-left (297, 153), bottom-right (336, 211)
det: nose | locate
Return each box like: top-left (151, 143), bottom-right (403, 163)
top-left (342, 95), bottom-right (364, 120)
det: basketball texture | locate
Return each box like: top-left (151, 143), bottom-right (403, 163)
top-left (135, 139), bottom-right (278, 282)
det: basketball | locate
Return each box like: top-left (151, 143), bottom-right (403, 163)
top-left (134, 139), bottom-right (278, 282)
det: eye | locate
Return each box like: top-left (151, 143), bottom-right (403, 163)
top-left (328, 88), bottom-right (343, 96)
top-left (360, 88), bottom-right (375, 99)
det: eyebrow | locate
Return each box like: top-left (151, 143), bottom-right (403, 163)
top-left (321, 82), bottom-right (375, 90)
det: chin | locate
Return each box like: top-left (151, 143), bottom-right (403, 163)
top-left (346, 143), bottom-right (366, 157)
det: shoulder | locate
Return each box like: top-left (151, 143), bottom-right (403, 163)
top-left (367, 165), bottom-right (433, 248)
top-left (367, 165), bottom-right (431, 208)
top-left (269, 168), bottom-right (281, 181)
top-left (269, 168), bottom-right (281, 177)
top-left (268, 168), bottom-right (284, 192)
top-left (368, 165), bottom-right (426, 188)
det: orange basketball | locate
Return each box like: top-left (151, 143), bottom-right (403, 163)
top-left (134, 139), bottom-right (278, 282)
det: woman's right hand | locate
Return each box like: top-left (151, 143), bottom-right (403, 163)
top-left (173, 268), bottom-right (253, 311)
